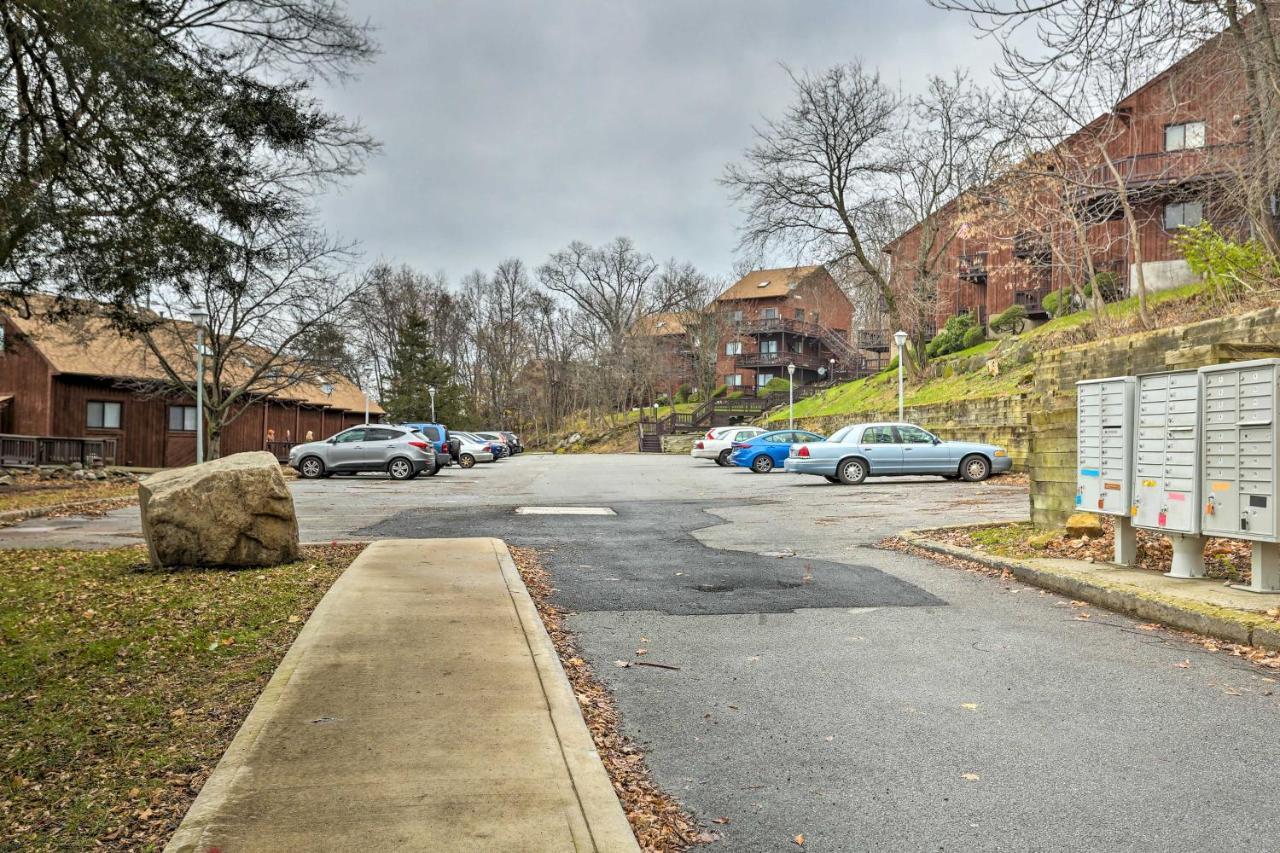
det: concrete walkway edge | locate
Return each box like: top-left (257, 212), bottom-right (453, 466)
top-left (491, 540), bottom-right (640, 852)
top-left (901, 527), bottom-right (1280, 652)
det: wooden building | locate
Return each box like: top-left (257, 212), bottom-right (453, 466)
top-left (884, 30), bottom-right (1249, 332)
top-left (0, 306), bottom-right (380, 468)
top-left (713, 266), bottom-right (860, 388)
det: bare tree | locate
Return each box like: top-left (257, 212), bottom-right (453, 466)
top-left (127, 218), bottom-right (365, 458)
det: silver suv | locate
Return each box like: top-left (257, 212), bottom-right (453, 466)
top-left (289, 425), bottom-right (438, 480)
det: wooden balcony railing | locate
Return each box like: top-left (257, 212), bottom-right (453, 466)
top-left (0, 435), bottom-right (118, 467)
top-left (1070, 143), bottom-right (1245, 200)
top-left (958, 252), bottom-right (989, 282)
top-left (734, 351), bottom-right (828, 371)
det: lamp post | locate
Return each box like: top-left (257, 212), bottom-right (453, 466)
top-left (428, 385), bottom-right (437, 422)
top-left (189, 305), bottom-right (208, 465)
top-left (829, 357), bottom-right (836, 381)
top-left (893, 330), bottom-right (909, 422)
top-left (787, 362), bottom-right (796, 429)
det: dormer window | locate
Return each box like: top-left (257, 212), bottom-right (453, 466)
top-left (1165, 121), bottom-right (1205, 151)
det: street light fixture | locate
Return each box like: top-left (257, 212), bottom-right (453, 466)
top-left (893, 330), bottom-right (909, 422)
top-left (787, 362), bottom-right (796, 429)
top-left (428, 385), bottom-right (437, 422)
top-left (189, 305), bottom-right (209, 465)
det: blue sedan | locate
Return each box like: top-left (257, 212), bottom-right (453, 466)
top-left (783, 422), bottom-right (1012, 484)
top-left (729, 429), bottom-right (826, 473)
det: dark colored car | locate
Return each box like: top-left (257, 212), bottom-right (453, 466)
top-left (399, 422), bottom-right (461, 465)
top-left (500, 432), bottom-right (524, 454)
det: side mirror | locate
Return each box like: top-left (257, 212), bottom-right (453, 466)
top-left (933, 437), bottom-right (943, 445)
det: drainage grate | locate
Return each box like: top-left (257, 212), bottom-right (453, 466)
top-left (514, 506), bottom-right (616, 516)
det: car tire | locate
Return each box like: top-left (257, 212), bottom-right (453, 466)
top-left (751, 454), bottom-right (774, 474)
top-left (836, 457), bottom-right (867, 485)
top-left (298, 456), bottom-right (325, 479)
top-left (422, 460), bottom-right (440, 477)
top-left (388, 457), bottom-right (415, 481)
top-left (960, 454), bottom-right (991, 482)
top-left (716, 449), bottom-right (731, 467)
top-left (459, 453), bottom-right (476, 469)
top-left (824, 475), bottom-right (841, 484)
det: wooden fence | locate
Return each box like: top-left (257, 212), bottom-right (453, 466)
top-left (0, 434), bottom-right (118, 467)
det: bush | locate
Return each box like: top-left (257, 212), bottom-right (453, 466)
top-left (674, 383), bottom-right (691, 404)
top-left (1087, 271), bottom-right (1124, 302)
top-left (925, 312), bottom-right (977, 358)
top-left (687, 391), bottom-right (701, 404)
top-left (726, 389), bottom-right (745, 399)
top-left (1041, 289), bottom-right (1063, 317)
top-left (962, 326), bottom-right (987, 349)
top-left (711, 384), bottom-right (727, 399)
top-left (762, 376), bottom-right (792, 393)
top-left (988, 304), bottom-right (1026, 335)
top-left (1174, 221), bottom-right (1277, 294)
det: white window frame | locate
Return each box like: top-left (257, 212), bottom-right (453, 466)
top-left (725, 341), bottom-right (742, 356)
top-left (1163, 200), bottom-right (1204, 230)
top-left (757, 373), bottom-right (774, 386)
top-left (86, 400), bottom-right (122, 429)
top-left (1165, 120), bottom-right (1206, 152)
top-left (725, 374), bottom-right (742, 387)
top-left (760, 339), bottom-right (779, 354)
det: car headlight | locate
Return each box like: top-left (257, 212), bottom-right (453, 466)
top-left (993, 449), bottom-right (1007, 458)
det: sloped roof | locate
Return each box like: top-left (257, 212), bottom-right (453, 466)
top-left (715, 266), bottom-right (823, 301)
top-left (632, 311), bottom-right (691, 337)
top-left (4, 301), bottom-right (380, 414)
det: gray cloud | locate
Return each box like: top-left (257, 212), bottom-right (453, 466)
top-left (314, 1), bottom-right (991, 282)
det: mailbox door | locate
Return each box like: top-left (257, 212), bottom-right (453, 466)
top-left (1134, 374), bottom-right (1167, 529)
top-left (1098, 379), bottom-right (1132, 514)
top-left (1202, 363), bottom-right (1279, 542)
top-left (1077, 383), bottom-right (1102, 511)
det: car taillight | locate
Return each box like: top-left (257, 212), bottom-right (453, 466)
top-left (732, 442), bottom-right (749, 449)
top-left (408, 440), bottom-right (430, 450)
top-left (695, 440), bottom-right (704, 449)
top-left (798, 445), bottom-right (810, 457)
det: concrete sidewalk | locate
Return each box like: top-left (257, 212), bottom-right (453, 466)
top-left (166, 538), bottom-right (638, 853)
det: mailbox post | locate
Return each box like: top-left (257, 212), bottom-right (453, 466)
top-left (1198, 358), bottom-right (1280, 592)
top-left (1077, 377), bottom-right (1137, 565)
top-left (1132, 370), bottom-right (1205, 577)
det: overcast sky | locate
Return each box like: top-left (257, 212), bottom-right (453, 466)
top-left (313, 1), bottom-right (994, 284)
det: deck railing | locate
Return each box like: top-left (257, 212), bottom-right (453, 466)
top-left (0, 434), bottom-right (118, 467)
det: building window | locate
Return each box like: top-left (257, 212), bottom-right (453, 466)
top-left (812, 311), bottom-right (820, 325)
top-left (86, 401), bottom-right (122, 429)
top-left (731, 309), bottom-right (743, 323)
top-left (725, 374), bottom-right (742, 387)
top-left (167, 405), bottom-right (198, 432)
top-left (794, 308), bottom-right (805, 321)
top-left (757, 373), bottom-right (774, 386)
top-left (794, 339), bottom-right (805, 354)
top-left (762, 307), bottom-right (779, 320)
top-left (1164, 200), bottom-right (1204, 230)
top-left (1165, 121), bottom-right (1206, 151)
top-left (760, 339), bottom-right (779, 354)
top-left (725, 341), bottom-right (742, 356)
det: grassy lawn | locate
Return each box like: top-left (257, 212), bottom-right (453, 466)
top-left (0, 479), bottom-right (137, 515)
top-left (0, 543), bottom-right (364, 851)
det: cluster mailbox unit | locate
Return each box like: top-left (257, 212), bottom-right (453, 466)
top-left (1076, 359), bottom-right (1280, 592)
top-left (1199, 359), bottom-right (1280, 592)
top-left (1132, 370), bottom-right (1203, 578)
top-left (1075, 376), bottom-right (1137, 563)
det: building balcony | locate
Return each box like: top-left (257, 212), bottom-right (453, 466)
top-left (734, 350), bottom-right (828, 372)
top-left (958, 252), bottom-right (988, 283)
top-left (738, 316), bottom-right (826, 339)
top-left (1069, 143), bottom-right (1245, 203)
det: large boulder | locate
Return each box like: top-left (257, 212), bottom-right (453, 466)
top-left (140, 451), bottom-right (300, 568)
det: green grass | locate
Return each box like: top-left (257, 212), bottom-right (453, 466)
top-left (965, 522), bottom-right (1036, 555)
top-left (1025, 280), bottom-right (1213, 341)
top-left (0, 544), bottom-right (363, 850)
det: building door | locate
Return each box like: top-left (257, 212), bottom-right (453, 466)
top-left (164, 433), bottom-right (197, 468)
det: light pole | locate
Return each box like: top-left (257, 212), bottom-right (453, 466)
top-left (893, 330), bottom-right (909, 422)
top-left (190, 305), bottom-right (208, 465)
top-left (829, 357), bottom-right (836, 382)
top-left (787, 362), bottom-right (796, 429)
top-left (428, 385), bottom-right (437, 422)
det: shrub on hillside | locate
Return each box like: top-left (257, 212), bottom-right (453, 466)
top-left (762, 376), bottom-right (792, 393)
top-left (711, 384), bottom-right (727, 399)
top-left (1174, 221), bottom-right (1277, 295)
top-left (962, 326), bottom-right (987, 349)
top-left (674, 384), bottom-right (691, 404)
top-left (926, 312), bottom-right (977, 358)
top-left (989, 304), bottom-right (1026, 335)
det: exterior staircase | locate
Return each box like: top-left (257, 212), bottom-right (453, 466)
top-left (636, 384), bottom-right (830, 452)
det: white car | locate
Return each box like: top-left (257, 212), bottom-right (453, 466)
top-left (450, 432), bottom-right (497, 468)
top-left (690, 425), bottom-right (766, 466)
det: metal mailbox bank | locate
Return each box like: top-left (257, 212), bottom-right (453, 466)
top-left (1199, 358), bottom-right (1280, 592)
top-left (1076, 376), bottom-right (1137, 563)
top-left (1132, 370), bottom-right (1204, 577)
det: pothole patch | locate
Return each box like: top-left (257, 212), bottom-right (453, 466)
top-left (695, 583), bottom-right (735, 593)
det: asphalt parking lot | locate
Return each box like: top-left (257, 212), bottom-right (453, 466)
top-left (8, 453), bottom-right (1280, 850)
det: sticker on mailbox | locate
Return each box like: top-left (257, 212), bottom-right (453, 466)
top-left (1080, 468), bottom-right (1100, 477)
top-left (1212, 482), bottom-right (1232, 492)
top-left (1104, 482), bottom-right (1121, 491)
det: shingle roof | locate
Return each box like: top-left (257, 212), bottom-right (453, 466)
top-left (632, 311), bottom-right (691, 337)
top-left (5, 301), bottom-right (380, 414)
top-left (714, 266), bottom-right (823, 301)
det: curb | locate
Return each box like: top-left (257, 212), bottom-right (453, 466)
top-left (493, 539), bottom-right (642, 852)
top-left (0, 494), bottom-right (137, 526)
top-left (900, 527), bottom-right (1280, 652)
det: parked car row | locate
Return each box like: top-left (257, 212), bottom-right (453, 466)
top-left (287, 423), bottom-right (524, 480)
top-left (689, 422), bottom-right (1011, 484)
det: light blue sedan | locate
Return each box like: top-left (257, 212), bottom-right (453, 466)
top-left (783, 422), bottom-right (1012, 485)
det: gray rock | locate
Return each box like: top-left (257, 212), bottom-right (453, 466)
top-left (0, 474), bottom-right (13, 487)
top-left (139, 451), bottom-right (300, 568)
top-left (69, 461), bottom-right (83, 471)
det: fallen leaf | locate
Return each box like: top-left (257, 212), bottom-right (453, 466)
top-left (635, 648), bottom-right (647, 656)
top-left (613, 660), bottom-right (631, 668)
top-left (960, 702), bottom-right (978, 710)
top-left (793, 834), bottom-right (805, 846)
top-left (712, 816), bottom-right (731, 825)
top-left (1074, 613), bottom-right (1091, 621)
top-left (961, 772), bottom-right (980, 781)
top-left (1174, 659), bottom-right (1191, 669)
top-left (287, 614), bottom-right (301, 623)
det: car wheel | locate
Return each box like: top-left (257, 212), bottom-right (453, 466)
top-left (837, 457), bottom-right (867, 485)
top-left (751, 454), bottom-right (774, 474)
top-left (299, 456), bottom-right (325, 479)
top-left (716, 449), bottom-right (731, 466)
top-left (459, 453), bottom-right (476, 469)
top-left (824, 475), bottom-right (841, 484)
top-left (388, 457), bottom-right (415, 481)
top-left (960, 454), bottom-right (991, 482)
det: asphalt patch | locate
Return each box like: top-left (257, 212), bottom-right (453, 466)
top-left (356, 499), bottom-right (943, 615)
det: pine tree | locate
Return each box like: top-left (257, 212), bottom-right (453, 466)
top-left (382, 311), bottom-right (464, 424)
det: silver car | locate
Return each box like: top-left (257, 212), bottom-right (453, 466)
top-left (451, 432), bottom-right (498, 467)
top-left (784, 422), bottom-right (1012, 484)
top-left (289, 425), bottom-right (438, 480)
